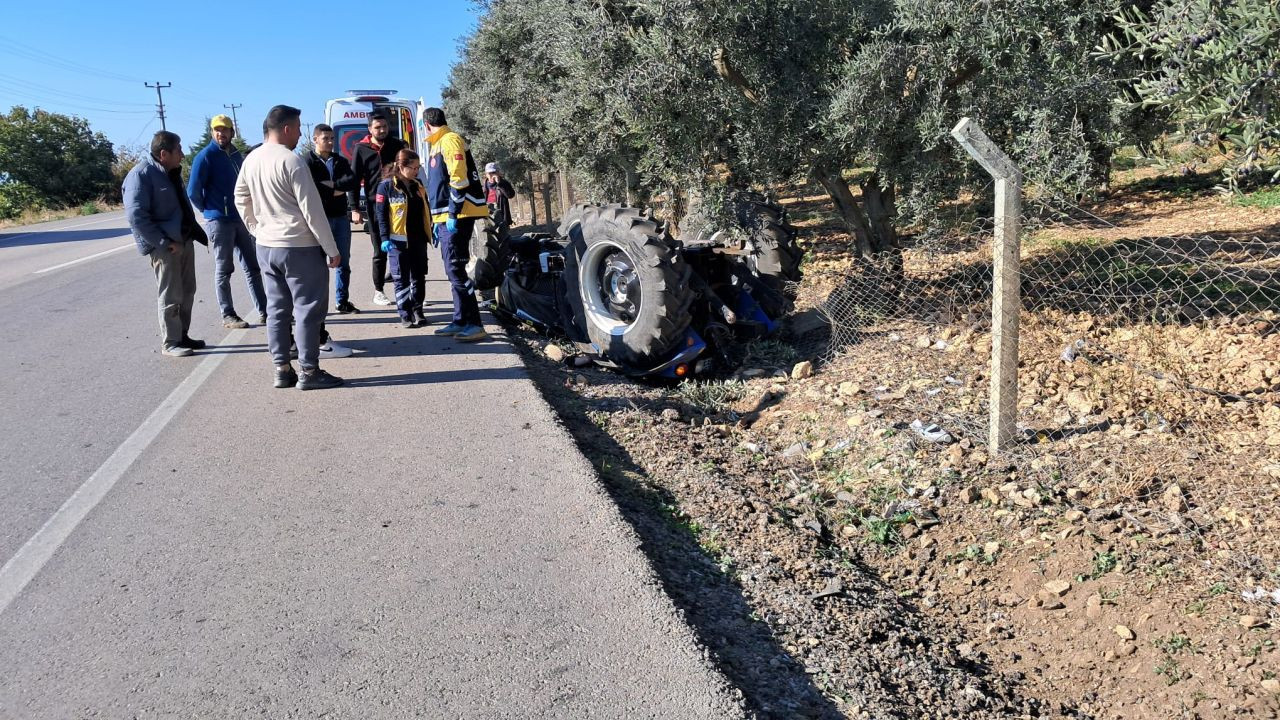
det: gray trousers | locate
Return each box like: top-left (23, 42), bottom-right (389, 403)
top-left (257, 245), bottom-right (328, 370)
top-left (149, 241), bottom-right (196, 348)
top-left (207, 217), bottom-right (267, 319)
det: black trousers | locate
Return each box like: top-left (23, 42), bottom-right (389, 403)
top-left (365, 199), bottom-right (388, 292)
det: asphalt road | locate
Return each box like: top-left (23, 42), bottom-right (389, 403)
top-left (0, 211), bottom-right (744, 718)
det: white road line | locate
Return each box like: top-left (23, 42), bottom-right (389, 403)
top-left (32, 243), bottom-right (132, 274)
top-left (0, 213), bottom-right (125, 244)
top-left (0, 329), bottom-right (248, 615)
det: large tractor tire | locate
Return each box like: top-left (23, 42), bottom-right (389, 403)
top-left (735, 193), bottom-right (802, 317)
top-left (466, 218), bottom-right (511, 292)
top-left (561, 204), bottom-right (695, 372)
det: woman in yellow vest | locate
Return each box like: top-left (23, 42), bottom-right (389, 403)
top-left (374, 149), bottom-right (432, 328)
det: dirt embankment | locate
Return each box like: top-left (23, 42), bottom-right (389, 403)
top-left (504, 174), bottom-right (1280, 719)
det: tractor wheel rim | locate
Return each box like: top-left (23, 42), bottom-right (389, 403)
top-left (581, 241), bottom-right (642, 335)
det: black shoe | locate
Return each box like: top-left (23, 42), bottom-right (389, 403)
top-left (274, 365), bottom-right (298, 389)
top-left (178, 337), bottom-right (206, 350)
top-left (400, 319), bottom-right (417, 329)
top-left (336, 301), bottom-right (361, 314)
top-left (298, 367), bottom-right (343, 390)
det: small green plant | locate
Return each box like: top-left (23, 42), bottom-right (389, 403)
top-left (862, 516), bottom-right (897, 546)
top-left (675, 379), bottom-right (745, 414)
top-left (1154, 633), bottom-right (1193, 656)
top-left (1089, 551), bottom-right (1118, 580)
top-left (1185, 600), bottom-right (1206, 616)
top-left (1234, 186), bottom-right (1280, 209)
top-left (1208, 581), bottom-right (1229, 597)
top-left (78, 201), bottom-right (100, 216)
top-left (863, 511), bottom-right (913, 547)
top-left (742, 338), bottom-right (799, 368)
top-left (1154, 658), bottom-right (1185, 686)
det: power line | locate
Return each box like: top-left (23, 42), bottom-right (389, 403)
top-left (0, 81), bottom-right (153, 115)
top-left (0, 72), bottom-right (152, 108)
top-left (0, 36), bottom-right (141, 84)
top-left (145, 81), bottom-right (171, 131)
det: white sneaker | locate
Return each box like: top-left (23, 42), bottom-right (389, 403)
top-left (319, 339), bottom-right (353, 359)
top-left (372, 291), bottom-right (393, 306)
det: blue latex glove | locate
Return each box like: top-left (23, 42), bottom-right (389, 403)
top-left (445, 216), bottom-right (457, 233)
top-left (380, 240), bottom-right (394, 253)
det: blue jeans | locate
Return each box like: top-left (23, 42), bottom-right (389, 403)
top-left (328, 216), bottom-right (352, 304)
top-left (207, 217), bottom-right (267, 319)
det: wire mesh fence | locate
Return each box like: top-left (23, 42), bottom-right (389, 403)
top-left (811, 184), bottom-right (1280, 571)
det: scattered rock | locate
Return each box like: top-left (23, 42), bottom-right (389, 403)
top-left (1114, 625), bottom-right (1136, 641)
top-left (980, 487), bottom-right (1002, 505)
top-left (1036, 593), bottom-right (1065, 611)
top-left (1163, 483), bottom-right (1188, 513)
top-left (544, 343), bottom-right (566, 362)
top-left (838, 381), bottom-right (861, 396)
top-left (1064, 509), bottom-right (1085, 523)
top-left (960, 486), bottom-right (981, 504)
top-left (1239, 615), bottom-right (1266, 629)
top-left (791, 361), bottom-right (814, 379)
top-left (1116, 643), bottom-right (1137, 657)
top-left (997, 592), bottom-right (1024, 607)
top-left (1086, 594), bottom-right (1103, 620)
top-left (1044, 580), bottom-right (1072, 597)
top-left (572, 354), bottom-right (593, 368)
top-left (1262, 678), bottom-right (1280, 695)
top-left (660, 408), bottom-right (681, 423)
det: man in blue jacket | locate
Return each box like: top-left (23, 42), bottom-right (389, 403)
top-left (123, 131), bottom-right (209, 357)
top-left (187, 114), bottom-right (267, 329)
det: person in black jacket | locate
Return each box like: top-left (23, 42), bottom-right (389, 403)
top-left (483, 162), bottom-right (516, 238)
top-left (347, 110), bottom-right (407, 307)
top-left (306, 124), bottom-right (361, 313)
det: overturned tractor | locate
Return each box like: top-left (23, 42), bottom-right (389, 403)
top-left (468, 193), bottom-right (802, 378)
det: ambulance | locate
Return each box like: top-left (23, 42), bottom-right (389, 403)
top-left (324, 90), bottom-right (427, 161)
top-left (324, 91), bottom-right (429, 232)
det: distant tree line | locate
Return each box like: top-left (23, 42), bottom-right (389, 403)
top-left (444, 0), bottom-right (1278, 251)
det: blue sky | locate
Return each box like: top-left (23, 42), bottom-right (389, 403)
top-left (0, 1), bottom-right (482, 151)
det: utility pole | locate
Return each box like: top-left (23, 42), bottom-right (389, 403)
top-left (222, 103), bottom-right (242, 135)
top-left (145, 81), bottom-right (172, 130)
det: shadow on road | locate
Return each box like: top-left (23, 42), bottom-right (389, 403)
top-left (0, 228), bottom-right (129, 248)
top-left (503, 329), bottom-right (845, 719)
top-left (343, 366), bottom-right (527, 387)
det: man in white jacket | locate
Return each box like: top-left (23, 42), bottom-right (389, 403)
top-left (234, 105), bottom-right (344, 390)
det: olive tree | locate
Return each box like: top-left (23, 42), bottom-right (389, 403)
top-left (1102, 0), bottom-right (1280, 186)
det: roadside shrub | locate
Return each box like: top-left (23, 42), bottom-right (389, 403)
top-left (0, 181), bottom-right (42, 220)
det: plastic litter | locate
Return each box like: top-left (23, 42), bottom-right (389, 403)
top-left (909, 419), bottom-right (954, 444)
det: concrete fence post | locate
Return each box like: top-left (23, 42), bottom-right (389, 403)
top-left (950, 117), bottom-right (1022, 455)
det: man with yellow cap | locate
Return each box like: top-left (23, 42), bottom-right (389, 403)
top-left (187, 114), bottom-right (267, 329)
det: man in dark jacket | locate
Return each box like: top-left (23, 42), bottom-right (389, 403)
top-left (348, 110), bottom-right (406, 307)
top-left (124, 131), bottom-right (210, 357)
top-left (483, 161), bottom-right (516, 237)
top-left (187, 114), bottom-right (267, 329)
top-left (306, 123), bottom-right (360, 313)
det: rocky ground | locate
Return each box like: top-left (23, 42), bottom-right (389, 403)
top-left (502, 169), bottom-right (1280, 719)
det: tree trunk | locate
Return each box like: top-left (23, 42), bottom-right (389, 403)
top-left (558, 170), bottom-right (572, 218)
top-left (540, 173), bottom-right (553, 226)
top-left (527, 171), bottom-right (538, 226)
top-left (812, 163), bottom-right (874, 256)
top-left (860, 173), bottom-right (898, 252)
